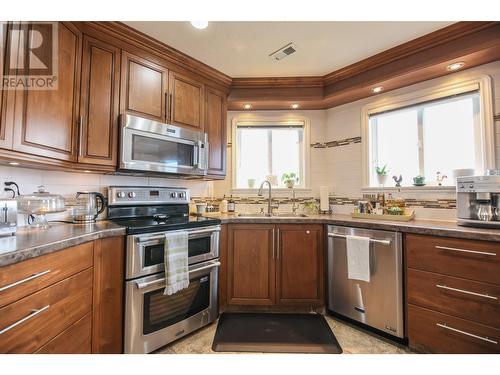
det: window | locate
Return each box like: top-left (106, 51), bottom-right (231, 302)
top-left (233, 121), bottom-right (307, 189)
top-left (364, 76), bottom-right (495, 188)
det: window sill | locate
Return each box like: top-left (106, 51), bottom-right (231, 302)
top-left (230, 188), bottom-right (312, 195)
top-left (362, 186), bottom-right (456, 193)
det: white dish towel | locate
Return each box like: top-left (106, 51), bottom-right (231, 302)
top-left (346, 235), bottom-right (371, 282)
top-left (163, 231), bottom-right (189, 295)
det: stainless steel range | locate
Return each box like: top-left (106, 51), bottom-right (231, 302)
top-left (107, 186), bottom-right (221, 354)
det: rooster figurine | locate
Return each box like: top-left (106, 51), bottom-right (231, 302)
top-left (392, 175), bottom-right (403, 187)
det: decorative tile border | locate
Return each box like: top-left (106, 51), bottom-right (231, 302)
top-left (311, 136), bottom-right (362, 149)
top-left (192, 195), bottom-right (457, 209)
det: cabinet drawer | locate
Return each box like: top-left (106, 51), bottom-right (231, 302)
top-left (406, 234), bottom-right (500, 284)
top-left (0, 242), bottom-right (93, 308)
top-left (0, 269), bottom-right (93, 353)
top-left (407, 269), bottom-right (500, 328)
top-left (408, 304), bottom-right (500, 353)
top-left (35, 313), bottom-right (91, 354)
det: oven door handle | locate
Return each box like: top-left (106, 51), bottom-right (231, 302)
top-left (135, 261), bottom-right (221, 290)
top-left (136, 226), bottom-right (221, 243)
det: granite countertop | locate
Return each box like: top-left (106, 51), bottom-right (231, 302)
top-left (0, 221), bottom-right (126, 267)
top-left (216, 213), bottom-right (500, 242)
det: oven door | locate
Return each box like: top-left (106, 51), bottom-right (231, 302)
top-left (120, 115), bottom-right (208, 176)
top-left (126, 225), bottom-right (221, 279)
top-left (124, 259), bottom-right (220, 354)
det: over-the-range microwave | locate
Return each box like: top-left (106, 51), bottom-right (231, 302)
top-left (119, 114), bottom-right (208, 177)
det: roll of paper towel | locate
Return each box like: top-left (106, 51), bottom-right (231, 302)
top-left (320, 186), bottom-right (330, 211)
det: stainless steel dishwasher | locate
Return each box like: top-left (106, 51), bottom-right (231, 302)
top-left (327, 225), bottom-right (404, 338)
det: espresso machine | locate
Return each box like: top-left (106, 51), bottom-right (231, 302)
top-left (457, 171), bottom-right (500, 228)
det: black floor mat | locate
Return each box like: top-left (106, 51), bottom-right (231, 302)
top-left (212, 312), bottom-right (342, 354)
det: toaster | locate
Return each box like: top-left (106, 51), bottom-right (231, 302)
top-left (0, 199), bottom-right (17, 237)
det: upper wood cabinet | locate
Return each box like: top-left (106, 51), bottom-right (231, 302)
top-left (227, 224), bottom-right (276, 306)
top-left (78, 36), bottom-right (120, 166)
top-left (0, 22), bottom-right (16, 150)
top-left (169, 71), bottom-right (205, 131)
top-left (276, 224), bottom-right (324, 306)
top-left (11, 22), bottom-right (82, 162)
top-left (205, 86), bottom-right (227, 177)
top-left (120, 51), bottom-right (168, 123)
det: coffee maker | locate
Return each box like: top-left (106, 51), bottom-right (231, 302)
top-left (457, 171), bottom-right (500, 228)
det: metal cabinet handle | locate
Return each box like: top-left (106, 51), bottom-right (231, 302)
top-left (0, 270), bottom-right (51, 292)
top-left (436, 284), bottom-right (497, 300)
top-left (277, 228), bottom-right (280, 259)
top-left (165, 92), bottom-right (169, 120)
top-left (436, 323), bottom-right (498, 345)
top-left (327, 233), bottom-right (391, 246)
top-left (169, 93), bottom-right (173, 122)
top-left (271, 228), bottom-right (275, 259)
top-left (435, 245), bottom-right (496, 257)
top-left (0, 305), bottom-right (50, 335)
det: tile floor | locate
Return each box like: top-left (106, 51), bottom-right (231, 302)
top-left (156, 315), bottom-right (410, 354)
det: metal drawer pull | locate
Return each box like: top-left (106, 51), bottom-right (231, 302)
top-left (436, 284), bottom-right (497, 300)
top-left (327, 233), bottom-right (391, 246)
top-left (436, 323), bottom-right (498, 345)
top-left (0, 270), bottom-right (51, 292)
top-left (0, 305), bottom-right (50, 335)
top-left (435, 245), bottom-right (496, 257)
top-left (272, 228), bottom-right (275, 259)
top-left (135, 261), bottom-right (221, 289)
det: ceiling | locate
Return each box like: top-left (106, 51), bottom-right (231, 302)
top-left (124, 21), bottom-right (454, 77)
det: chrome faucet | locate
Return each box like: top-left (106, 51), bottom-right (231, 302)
top-left (258, 180), bottom-right (278, 216)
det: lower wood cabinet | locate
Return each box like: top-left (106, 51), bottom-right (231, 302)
top-left (224, 223), bottom-right (324, 308)
top-left (0, 236), bottom-right (125, 354)
top-left (405, 234), bottom-right (500, 354)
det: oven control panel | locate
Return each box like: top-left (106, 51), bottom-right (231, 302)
top-left (108, 186), bottom-right (190, 206)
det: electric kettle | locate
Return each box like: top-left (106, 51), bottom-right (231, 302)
top-left (71, 192), bottom-right (106, 223)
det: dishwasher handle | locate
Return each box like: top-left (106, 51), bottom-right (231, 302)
top-left (328, 232), bottom-right (391, 246)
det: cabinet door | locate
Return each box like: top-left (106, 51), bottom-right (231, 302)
top-left (78, 35), bottom-right (120, 166)
top-left (120, 51), bottom-right (168, 122)
top-left (0, 22), bottom-right (17, 150)
top-left (169, 71), bottom-right (204, 130)
top-left (205, 86), bottom-right (227, 177)
top-left (276, 224), bottom-right (324, 305)
top-left (227, 224), bottom-right (276, 305)
top-left (12, 22), bottom-right (82, 161)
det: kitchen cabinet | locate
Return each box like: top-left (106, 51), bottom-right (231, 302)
top-left (169, 71), bottom-right (205, 131)
top-left (224, 223), bottom-right (324, 309)
top-left (0, 22), bottom-right (16, 150)
top-left (205, 86), bottom-right (227, 177)
top-left (405, 234), bottom-right (500, 353)
top-left (11, 22), bottom-right (82, 162)
top-left (78, 35), bottom-right (120, 166)
top-left (120, 51), bottom-right (169, 122)
top-left (226, 224), bottom-right (276, 306)
top-left (0, 236), bottom-right (125, 354)
top-left (276, 224), bottom-right (324, 305)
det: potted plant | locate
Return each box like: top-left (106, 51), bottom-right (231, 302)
top-left (301, 200), bottom-right (319, 215)
top-left (376, 165), bottom-right (389, 186)
top-left (281, 172), bottom-right (299, 188)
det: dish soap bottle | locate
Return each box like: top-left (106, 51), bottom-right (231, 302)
top-left (227, 195), bottom-right (235, 213)
top-left (220, 195), bottom-right (228, 213)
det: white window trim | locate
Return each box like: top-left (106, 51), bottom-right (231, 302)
top-left (230, 115), bottom-right (311, 192)
top-left (361, 74), bottom-right (495, 190)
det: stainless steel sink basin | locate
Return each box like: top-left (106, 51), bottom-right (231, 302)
top-left (237, 212), bottom-right (308, 218)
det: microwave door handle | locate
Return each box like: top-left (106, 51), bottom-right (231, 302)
top-left (192, 141), bottom-right (199, 168)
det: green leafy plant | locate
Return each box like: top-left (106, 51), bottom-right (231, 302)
top-left (376, 165), bottom-right (389, 176)
top-left (281, 172), bottom-right (299, 187)
top-left (301, 200), bottom-right (319, 214)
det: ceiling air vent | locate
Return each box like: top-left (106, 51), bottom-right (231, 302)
top-left (269, 42), bottom-right (297, 61)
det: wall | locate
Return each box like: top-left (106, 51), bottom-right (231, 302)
top-left (0, 165), bottom-right (213, 224)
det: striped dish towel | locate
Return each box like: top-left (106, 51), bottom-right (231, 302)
top-left (163, 231), bottom-right (189, 296)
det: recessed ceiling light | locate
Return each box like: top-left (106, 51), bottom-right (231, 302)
top-left (190, 21), bottom-right (208, 30)
top-left (447, 62), bottom-right (466, 71)
top-left (243, 104), bottom-right (252, 110)
top-left (291, 104), bottom-right (299, 109)
top-left (84, 170), bottom-right (91, 173)
top-left (371, 86), bottom-right (383, 94)
top-left (8, 162), bottom-right (19, 166)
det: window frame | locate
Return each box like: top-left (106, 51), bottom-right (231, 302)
top-left (361, 75), bottom-right (495, 190)
top-left (231, 117), bottom-right (311, 192)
